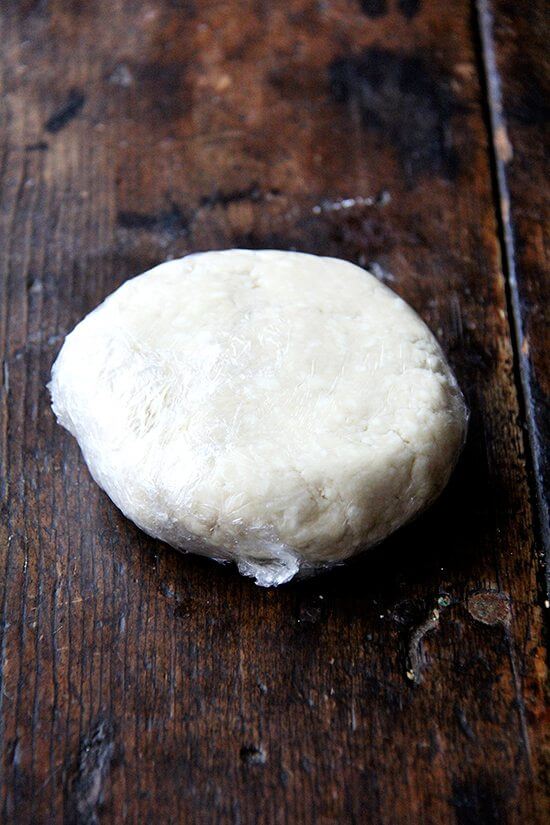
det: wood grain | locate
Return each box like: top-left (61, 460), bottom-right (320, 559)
top-left (0, 1), bottom-right (547, 822)
top-left (478, 0), bottom-right (549, 568)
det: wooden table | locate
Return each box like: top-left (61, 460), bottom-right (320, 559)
top-left (1, 1), bottom-right (548, 822)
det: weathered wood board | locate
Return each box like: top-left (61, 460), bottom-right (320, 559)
top-left (0, 1), bottom-right (547, 822)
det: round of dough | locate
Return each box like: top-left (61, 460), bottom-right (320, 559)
top-left (50, 250), bottom-right (467, 586)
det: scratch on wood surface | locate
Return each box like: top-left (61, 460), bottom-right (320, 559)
top-left (454, 703), bottom-right (476, 741)
top-left (65, 720), bottom-right (115, 825)
top-left (350, 697), bottom-right (357, 732)
top-left (404, 594), bottom-right (453, 684)
top-left (494, 124), bottom-right (513, 163)
top-left (467, 590), bottom-right (533, 775)
top-left (450, 292), bottom-right (465, 341)
top-left (406, 607), bottom-right (440, 684)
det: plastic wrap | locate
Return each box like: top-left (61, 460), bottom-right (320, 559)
top-left (49, 250), bottom-right (468, 586)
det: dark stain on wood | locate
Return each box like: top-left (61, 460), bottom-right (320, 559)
top-left (199, 184), bottom-right (263, 209)
top-left (359, 0), bottom-right (388, 17)
top-left (329, 48), bottom-right (459, 181)
top-left (117, 202), bottom-right (189, 235)
top-left (133, 61), bottom-right (191, 119)
top-left (391, 596), bottom-right (429, 627)
top-left (503, 50), bottom-right (549, 127)
top-left (451, 775), bottom-right (510, 825)
top-left (326, 212), bottom-right (400, 258)
top-left (24, 141), bottom-right (49, 152)
top-left (44, 88), bottom-right (86, 133)
top-left (398, 0), bottom-right (422, 18)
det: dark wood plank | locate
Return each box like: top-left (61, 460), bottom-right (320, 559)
top-left (0, 1), bottom-right (547, 823)
top-left (477, 0), bottom-right (550, 570)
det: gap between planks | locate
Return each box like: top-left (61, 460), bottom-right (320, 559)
top-left (472, 0), bottom-right (550, 594)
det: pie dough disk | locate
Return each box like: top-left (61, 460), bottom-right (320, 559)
top-left (50, 250), bottom-right (468, 585)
